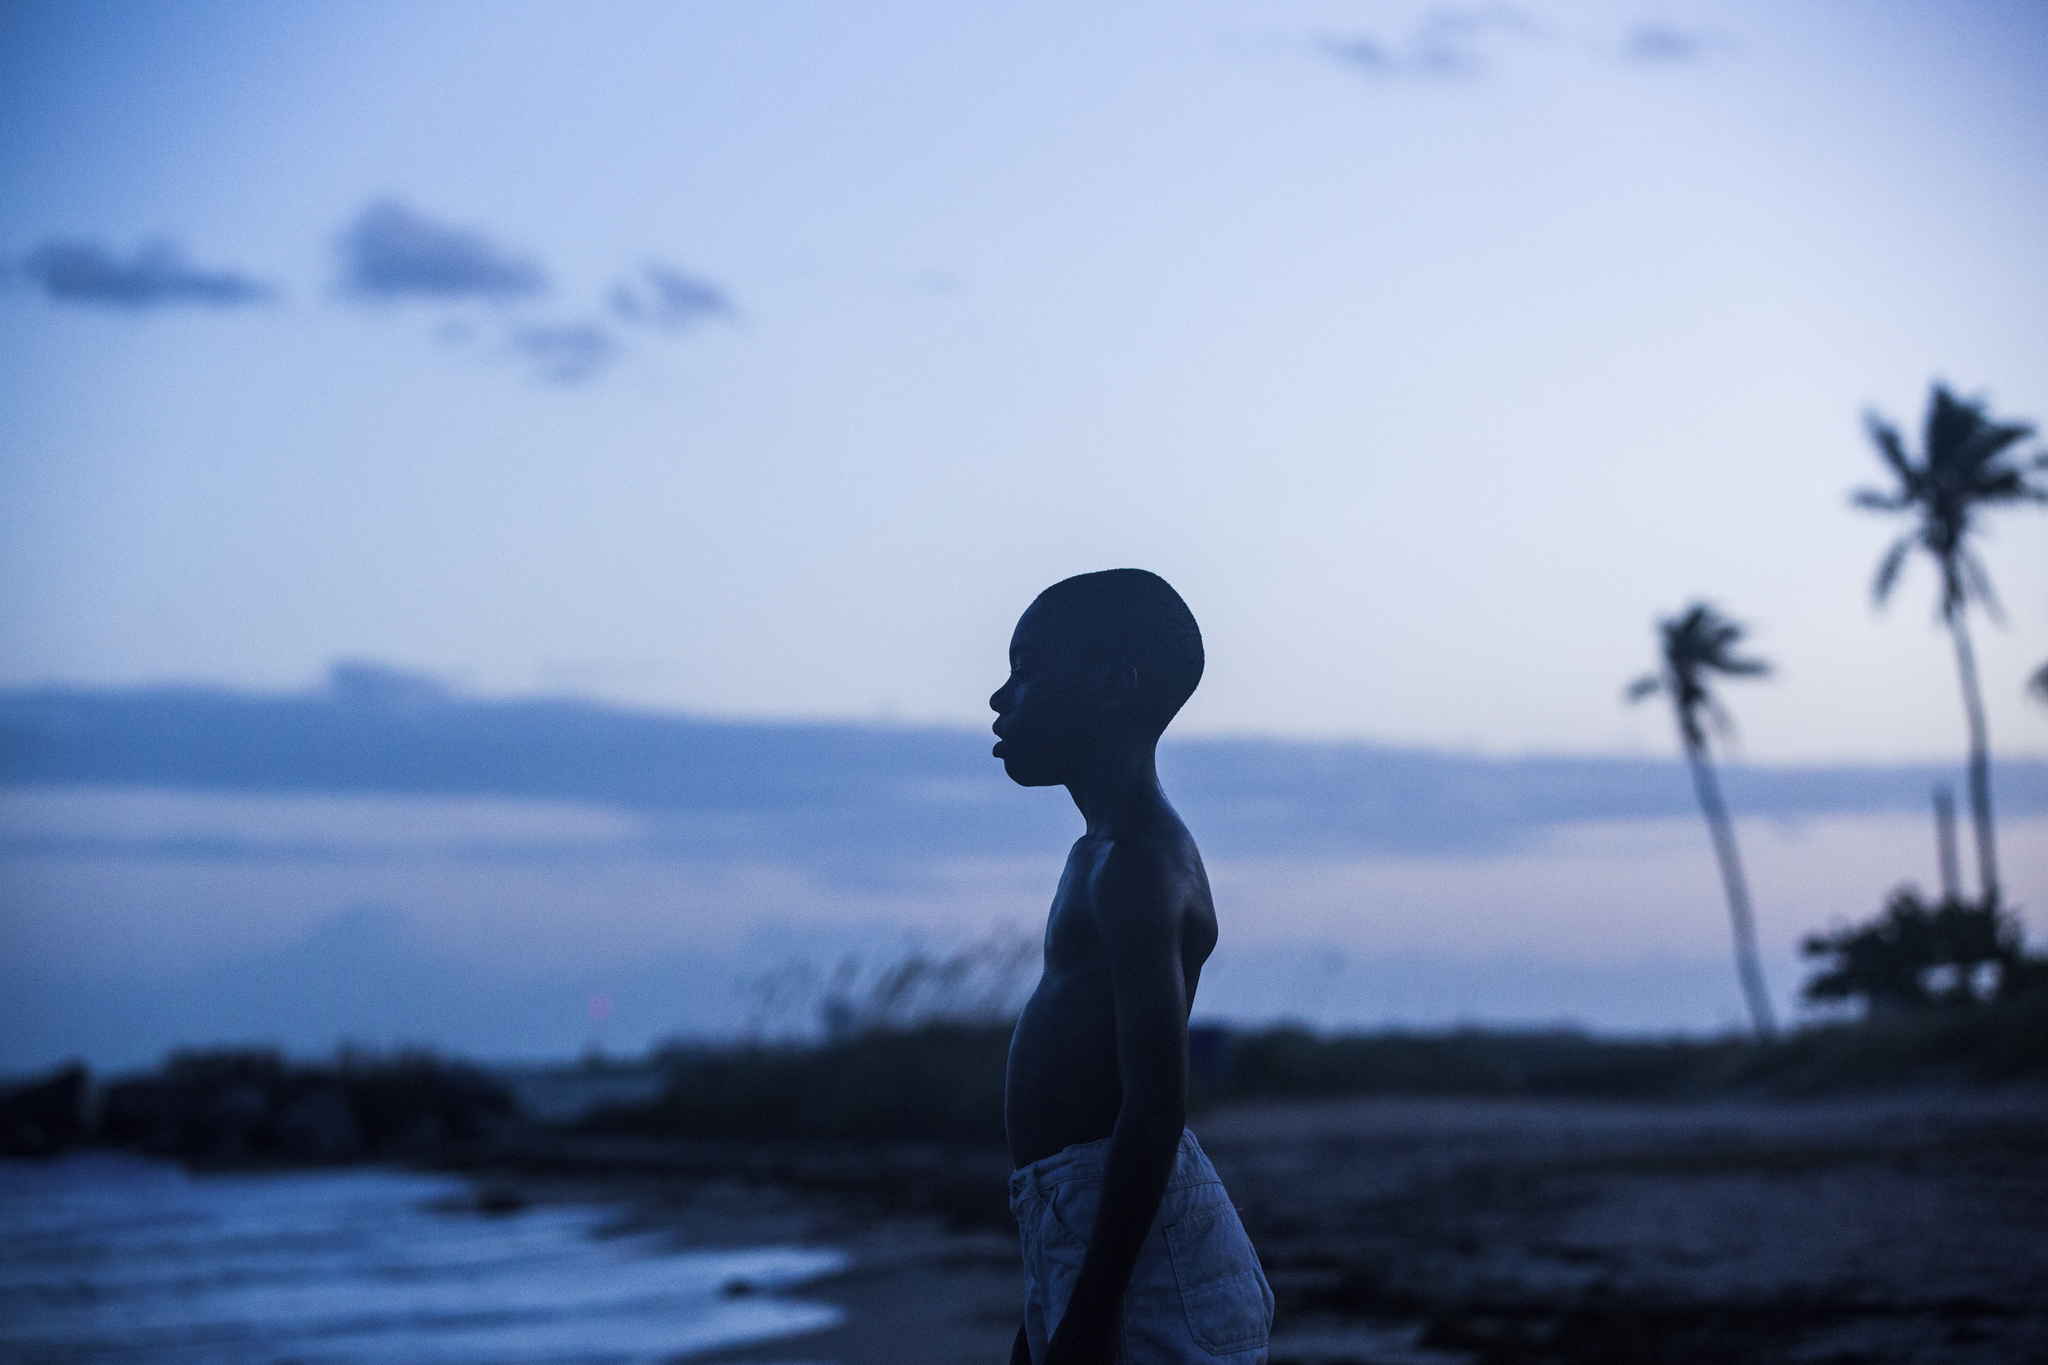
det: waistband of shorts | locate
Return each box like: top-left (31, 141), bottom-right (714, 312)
top-left (1008, 1128), bottom-right (1212, 1206)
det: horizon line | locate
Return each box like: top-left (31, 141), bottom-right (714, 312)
top-left (5, 669), bottom-right (2047, 771)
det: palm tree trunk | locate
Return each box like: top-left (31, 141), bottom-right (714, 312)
top-left (1946, 612), bottom-right (1999, 905)
top-left (1682, 736), bottom-right (1778, 1038)
top-left (1933, 785), bottom-right (1961, 903)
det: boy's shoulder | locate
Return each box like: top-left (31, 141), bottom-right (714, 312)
top-left (1085, 812), bottom-right (1204, 928)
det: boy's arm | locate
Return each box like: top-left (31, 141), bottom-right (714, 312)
top-left (1043, 844), bottom-right (1188, 1365)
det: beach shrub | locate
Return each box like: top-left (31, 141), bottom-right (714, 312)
top-left (584, 999), bottom-right (2048, 1151)
top-left (1728, 990), bottom-right (2048, 1090)
top-left (584, 931), bottom-right (1034, 1148)
top-left (582, 917), bottom-right (2048, 1151)
top-left (1196, 1027), bottom-right (1754, 1105)
top-left (740, 929), bottom-right (1037, 1040)
top-left (584, 1022), bottom-right (1013, 1146)
top-left (1801, 887), bottom-right (2030, 1012)
top-left (1195, 1000), bottom-right (2047, 1104)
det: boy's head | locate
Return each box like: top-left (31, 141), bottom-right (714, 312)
top-left (990, 568), bottom-right (1203, 786)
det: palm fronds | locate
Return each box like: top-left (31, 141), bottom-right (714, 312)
top-left (1627, 602), bottom-right (1770, 749)
top-left (1852, 385), bottom-right (2046, 622)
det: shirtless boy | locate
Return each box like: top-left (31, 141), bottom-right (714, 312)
top-left (992, 569), bottom-right (1273, 1365)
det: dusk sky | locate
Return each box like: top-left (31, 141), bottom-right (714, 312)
top-left (3, 1), bottom-right (2046, 1065)
top-left (4, 0), bottom-right (2044, 759)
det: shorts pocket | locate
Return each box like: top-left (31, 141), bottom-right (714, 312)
top-left (1046, 1179), bottom-right (1098, 1248)
top-left (1163, 1205), bottom-right (1271, 1354)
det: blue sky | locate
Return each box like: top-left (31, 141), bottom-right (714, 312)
top-left (3, 2), bottom-right (2047, 1065)
top-left (3, 0), bottom-right (2044, 758)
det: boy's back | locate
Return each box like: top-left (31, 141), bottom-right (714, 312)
top-left (989, 570), bottom-right (1272, 1365)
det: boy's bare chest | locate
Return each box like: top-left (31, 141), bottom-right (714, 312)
top-left (1041, 850), bottom-right (1109, 972)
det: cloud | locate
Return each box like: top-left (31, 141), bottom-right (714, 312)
top-left (327, 659), bottom-right (452, 712)
top-left (1620, 23), bottom-right (1715, 64)
top-left (20, 239), bottom-right (275, 308)
top-left (608, 263), bottom-right (732, 330)
top-left (511, 321), bottom-right (617, 384)
top-left (338, 200), bottom-right (546, 302)
top-left (7, 677), bottom-right (2041, 875)
top-left (1321, 6), bottom-right (1543, 79)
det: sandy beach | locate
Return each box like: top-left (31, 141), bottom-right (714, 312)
top-left (1202, 1087), bottom-right (2048, 1363)
top-left (492, 1085), bottom-right (2048, 1365)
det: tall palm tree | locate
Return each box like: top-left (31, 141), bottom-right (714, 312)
top-left (1854, 384), bottom-right (2046, 907)
top-left (1627, 603), bottom-right (1777, 1038)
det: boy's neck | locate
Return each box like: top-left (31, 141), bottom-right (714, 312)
top-left (1065, 739), bottom-right (1167, 837)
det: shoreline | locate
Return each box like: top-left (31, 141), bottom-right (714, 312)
top-left (458, 1157), bottom-right (1024, 1365)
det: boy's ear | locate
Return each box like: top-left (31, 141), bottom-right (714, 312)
top-left (1096, 662), bottom-right (1139, 711)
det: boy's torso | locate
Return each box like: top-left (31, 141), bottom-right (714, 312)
top-left (1004, 814), bottom-right (1218, 1169)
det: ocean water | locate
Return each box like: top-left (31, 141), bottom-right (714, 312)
top-left (0, 1153), bottom-right (846, 1364)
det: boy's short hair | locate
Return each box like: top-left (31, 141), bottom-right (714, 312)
top-left (1034, 568), bottom-right (1204, 733)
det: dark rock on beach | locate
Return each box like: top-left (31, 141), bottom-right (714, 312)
top-left (0, 1063), bottom-right (88, 1157)
top-left (96, 1048), bottom-right (521, 1166)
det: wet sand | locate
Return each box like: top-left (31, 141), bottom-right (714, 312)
top-left (486, 1086), bottom-right (2048, 1364)
top-left (476, 1165), bottom-right (1025, 1365)
top-left (688, 1222), bottom-right (1024, 1365)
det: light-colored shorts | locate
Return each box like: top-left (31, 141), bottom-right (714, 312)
top-left (1009, 1129), bottom-right (1274, 1364)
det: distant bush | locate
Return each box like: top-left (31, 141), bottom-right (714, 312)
top-left (585, 999), bottom-right (2048, 1150)
top-left (1730, 990), bottom-right (2048, 1091)
top-left (584, 1022), bottom-right (1013, 1146)
top-left (1801, 887), bottom-right (2034, 1012)
top-left (98, 1046), bottom-right (518, 1165)
top-left (1199, 999), bottom-right (2047, 1104)
top-left (583, 929), bottom-right (1028, 1146)
top-left (584, 918), bottom-right (2048, 1150)
top-left (1198, 1027), bottom-right (1755, 1104)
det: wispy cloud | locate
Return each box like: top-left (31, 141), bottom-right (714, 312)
top-left (15, 204), bottom-right (730, 389)
top-left (1618, 22), bottom-right (1723, 65)
top-left (510, 321), bottom-right (617, 385)
top-left (21, 240), bottom-right (275, 308)
top-left (338, 199), bottom-right (546, 302)
top-left (609, 263), bottom-right (731, 330)
top-left (1321, 6), bottom-right (1543, 79)
top-left (331, 203), bottom-right (733, 382)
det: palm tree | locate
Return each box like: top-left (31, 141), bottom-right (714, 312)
top-left (1853, 384), bottom-right (2046, 907)
top-left (1627, 602), bottom-right (1777, 1038)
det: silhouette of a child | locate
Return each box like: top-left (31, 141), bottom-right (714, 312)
top-left (992, 569), bottom-right (1272, 1365)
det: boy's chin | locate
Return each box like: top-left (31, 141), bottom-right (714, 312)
top-left (1000, 755), bottom-right (1064, 788)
